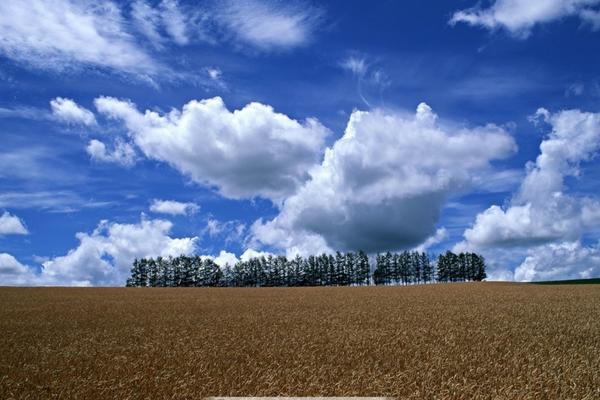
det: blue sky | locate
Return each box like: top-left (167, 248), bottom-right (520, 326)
top-left (2, 0), bottom-right (600, 285)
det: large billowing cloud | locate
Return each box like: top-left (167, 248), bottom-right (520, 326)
top-left (0, 212), bottom-right (28, 235)
top-left (251, 103), bottom-right (517, 256)
top-left (94, 96), bottom-right (330, 202)
top-left (457, 108), bottom-right (600, 281)
top-left (40, 217), bottom-right (197, 286)
top-left (205, 249), bottom-right (273, 268)
top-left (0, 253), bottom-right (37, 286)
top-left (0, 217), bottom-right (197, 286)
top-left (462, 108), bottom-right (600, 248)
top-left (450, 0), bottom-right (600, 38)
top-left (515, 241), bottom-right (600, 281)
top-left (0, 0), bottom-right (160, 75)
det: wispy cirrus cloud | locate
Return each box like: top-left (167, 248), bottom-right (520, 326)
top-left (215, 0), bottom-right (324, 51)
top-left (450, 0), bottom-right (600, 38)
top-left (0, 0), bottom-right (161, 76)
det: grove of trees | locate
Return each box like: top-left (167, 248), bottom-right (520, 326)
top-left (126, 250), bottom-right (486, 287)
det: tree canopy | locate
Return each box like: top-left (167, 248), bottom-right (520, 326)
top-left (126, 251), bottom-right (486, 287)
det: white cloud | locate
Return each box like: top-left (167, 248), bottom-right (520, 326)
top-left (86, 139), bottom-right (137, 167)
top-left (251, 103), bottom-right (517, 255)
top-left (203, 218), bottom-right (246, 245)
top-left (38, 216), bottom-right (198, 286)
top-left (0, 106), bottom-right (54, 121)
top-left (341, 57), bottom-right (367, 77)
top-left (0, 191), bottom-right (113, 213)
top-left (515, 241), bottom-right (600, 281)
top-left (50, 97), bottom-right (97, 126)
top-left (414, 228), bottom-right (448, 252)
top-left (457, 107), bottom-right (600, 281)
top-left (149, 199), bottom-right (199, 216)
top-left (215, 0), bottom-right (323, 50)
top-left (202, 248), bottom-right (271, 267)
top-left (211, 250), bottom-right (239, 267)
top-left (0, 212), bottom-right (28, 235)
top-left (0, 253), bottom-right (38, 286)
top-left (462, 108), bottom-right (600, 249)
top-left (159, 0), bottom-right (189, 45)
top-left (130, 0), bottom-right (322, 52)
top-left (94, 96), bottom-right (330, 202)
top-left (0, 0), bottom-right (160, 75)
top-left (0, 0), bottom-right (322, 79)
top-left (131, 0), bottom-right (190, 47)
top-left (450, 0), bottom-right (600, 38)
top-left (339, 56), bottom-right (392, 108)
top-left (206, 67), bottom-right (222, 81)
top-left (131, 0), bottom-right (164, 48)
top-left (566, 82), bottom-right (585, 97)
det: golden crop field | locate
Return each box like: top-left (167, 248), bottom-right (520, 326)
top-left (1, 283), bottom-right (599, 399)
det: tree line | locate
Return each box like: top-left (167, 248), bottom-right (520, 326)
top-left (126, 250), bottom-right (486, 287)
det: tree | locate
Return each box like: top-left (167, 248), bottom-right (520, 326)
top-left (127, 258), bottom-right (141, 287)
top-left (421, 252), bottom-right (432, 284)
top-left (357, 250), bottom-right (370, 286)
top-left (148, 258), bottom-right (159, 287)
top-left (474, 254), bottom-right (487, 281)
top-left (373, 254), bottom-right (385, 285)
top-left (125, 250), bottom-right (486, 288)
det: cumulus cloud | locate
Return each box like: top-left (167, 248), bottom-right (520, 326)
top-left (0, 0), bottom-right (160, 75)
top-left (0, 253), bottom-right (37, 286)
top-left (515, 241), bottom-right (600, 281)
top-left (462, 108), bottom-right (600, 249)
top-left (37, 216), bottom-right (198, 286)
top-left (200, 248), bottom-right (272, 268)
top-left (94, 96), bottom-right (330, 202)
top-left (86, 139), bottom-right (137, 167)
top-left (50, 97), bottom-right (97, 126)
top-left (0, 212), bottom-right (28, 235)
top-left (0, 217), bottom-right (196, 286)
top-left (414, 228), bottom-right (448, 252)
top-left (450, 0), bottom-right (600, 38)
top-left (457, 107), bottom-right (600, 281)
top-left (211, 250), bottom-right (240, 267)
top-left (251, 103), bottom-right (517, 256)
top-left (215, 0), bottom-right (323, 50)
top-left (149, 199), bottom-right (200, 216)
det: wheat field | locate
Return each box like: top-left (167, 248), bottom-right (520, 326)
top-left (1, 283), bottom-right (599, 399)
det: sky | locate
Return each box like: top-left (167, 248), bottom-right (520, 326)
top-left (1, 0), bottom-right (600, 286)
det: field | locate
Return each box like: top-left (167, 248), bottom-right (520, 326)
top-left (1, 283), bottom-right (599, 399)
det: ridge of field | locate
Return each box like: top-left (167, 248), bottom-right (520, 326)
top-left (531, 277), bottom-right (600, 285)
top-left (1, 283), bottom-right (599, 399)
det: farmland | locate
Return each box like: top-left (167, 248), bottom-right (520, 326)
top-left (1, 283), bottom-right (599, 399)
